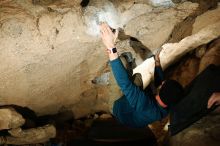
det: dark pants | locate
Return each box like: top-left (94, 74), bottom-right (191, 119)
top-left (169, 64), bottom-right (220, 135)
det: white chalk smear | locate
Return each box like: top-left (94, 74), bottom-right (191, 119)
top-left (83, 0), bottom-right (174, 37)
top-left (83, 1), bottom-right (121, 37)
top-left (149, 0), bottom-right (174, 7)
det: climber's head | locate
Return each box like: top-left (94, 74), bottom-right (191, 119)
top-left (156, 79), bottom-right (184, 108)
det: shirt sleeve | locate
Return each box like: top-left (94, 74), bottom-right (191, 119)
top-left (110, 58), bottom-right (168, 127)
top-left (110, 58), bottom-right (157, 111)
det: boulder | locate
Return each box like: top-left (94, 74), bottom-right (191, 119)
top-left (0, 124), bottom-right (56, 145)
top-left (133, 21), bottom-right (220, 88)
top-left (199, 38), bottom-right (220, 73)
top-left (192, 5), bottom-right (220, 72)
top-left (0, 108), bottom-right (25, 130)
top-left (166, 111), bottom-right (220, 146)
top-left (193, 6), bottom-right (220, 34)
top-left (0, 0), bottom-right (215, 118)
top-left (124, 2), bottom-right (198, 51)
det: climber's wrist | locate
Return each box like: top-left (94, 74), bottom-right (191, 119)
top-left (107, 48), bottom-right (118, 61)
top-left (106, 47), bottom-right (117, 54)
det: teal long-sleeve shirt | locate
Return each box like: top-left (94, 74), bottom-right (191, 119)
top-left (110, 58), bottom-right (168, 128)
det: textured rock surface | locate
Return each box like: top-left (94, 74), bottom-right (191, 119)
top-left (192, 6), bottom-right (220, 34)
top-left (0, 0), bottom-right (200, 118)
top-left (199, 38), bottom-right (220, 72)
top-left (0, 124), bottom-right (56, 145)
top-left (168, 56), bottom-right (200, 87)
top-left (160, 22), bottom-right (220, 69)
top-left (164, 38), bottom-right (220, 89)
top-left (124, 2), bottom-right (198, 50)
top-left (1, 0), bottom-right (219, 121)
top-left (166, 5), bottom-right (220, 87)
top-left (166, 5), bottom-right (220, 79)
top-left (0, 108), bottom-right (25, 130)
top-left (0, 0), bottom-right (110, 118)
top-left (166, 111), bottom-right (220, 146)
top-left (133, 21), bottom-right (220, 88)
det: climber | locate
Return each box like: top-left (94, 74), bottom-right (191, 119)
top-left (99, 22), bottom-right (220, 132)
top-left (99, 22), bottom-right (180, 127)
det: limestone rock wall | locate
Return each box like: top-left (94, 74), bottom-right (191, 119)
top-left (167, 6), bottom-right (220, 87)
top-left (0, 0), bottom-right (210, 118)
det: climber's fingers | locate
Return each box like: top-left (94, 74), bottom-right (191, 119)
top-left (207, 92), bottom-right (220, 109)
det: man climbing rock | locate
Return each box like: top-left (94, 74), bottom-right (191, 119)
top-left (99, 22), bottom-right (173, 127)
top-left (99, 22), bottom-right (220, 135)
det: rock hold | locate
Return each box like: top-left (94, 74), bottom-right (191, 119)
top-left (3, 124), bottom-right (56, 145)
top-left (133, 21), bottom-right (220, 89)
top-left (0, 108), bottom-right (25, 130)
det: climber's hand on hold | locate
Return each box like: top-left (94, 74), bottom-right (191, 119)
top-left (99, 22), bottom-right (118, 50)
top-left (207, 92), bottom-right (220, 109)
